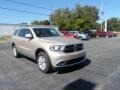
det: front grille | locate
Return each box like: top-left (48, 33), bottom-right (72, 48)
top-left (75, 44), bottom-right (83, 51)
top-left (64, 45), bottom-right (74, 53)
top-left (64, 44), bottom-right (83, 53)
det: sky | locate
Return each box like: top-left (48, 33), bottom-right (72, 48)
top-left (0, 0), bottom-right (119, 24)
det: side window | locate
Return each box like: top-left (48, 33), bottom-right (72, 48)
top-left (18, 29), bottom-right (25, 37)
top-left (71, 32), bottom-right (75, 34)
top-left (75, 32), bottom-right (78, 35)
top-left (69, 32), bottom-right (73, 34)
top-left (18, 29), bottom-right (32, 38)
top-left (24, 29), bottom-right (32, 36)
top-left (13, 29), bottom-right (19, 35)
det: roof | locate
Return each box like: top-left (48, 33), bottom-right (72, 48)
top-left (21, 25), bottom-right (58, 29)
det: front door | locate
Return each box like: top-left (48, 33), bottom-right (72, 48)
top-left (17, 28), bottom-right (34, 58)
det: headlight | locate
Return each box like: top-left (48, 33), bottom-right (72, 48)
top-left (50, 45), bottom-right (65, 52)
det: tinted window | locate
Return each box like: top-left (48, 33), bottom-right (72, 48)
top-left (69, 32), bottom-right (75, 34)
top-left (84, 31), bottom-right (95, 35)
top-left (18, 29), bottom-right (32, 37)
top-left (78, 32), bottom-right (82, 34)
top-left (13, 29), bottom-right (19, 35)
top-left (33, 28), bottom-right (61, 37)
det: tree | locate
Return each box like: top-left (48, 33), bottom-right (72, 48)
top-left (50, 8), bottom-right (73, 30)
top-left (31, 20), bottom-right (50, 25)
top-left (74, 5), bottom-right (99, 31)
top-left (41, 20), bottom-right (50, 25)
top-left (95, 23), bottom-right (101, 31)
top-left (107, 17), bottom-right (120, 31)
top-left (50, 4), bottom-right (99, 31)
top-left (31, 20), bottom-right (40, 25)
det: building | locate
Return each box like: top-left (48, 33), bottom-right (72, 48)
top-left (0, 23), bottom-right (21, 37)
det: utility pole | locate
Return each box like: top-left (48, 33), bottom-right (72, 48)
top-left (104, 20), bottom-right (107, 32)
top-left (100, 0), bottom-right (104, 31)
top-left (100, 0), bottom-right (107, 32)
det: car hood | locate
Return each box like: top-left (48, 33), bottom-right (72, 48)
top-left (38, 36), bottom-right (82, 45)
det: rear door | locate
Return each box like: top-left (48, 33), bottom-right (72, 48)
top-left (16, 29), bottom-right (27, 53)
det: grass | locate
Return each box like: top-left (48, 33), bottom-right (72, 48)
top-left (0, 35), bottom-right (11, 41)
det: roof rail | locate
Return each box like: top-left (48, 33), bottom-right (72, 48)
top-left (19, 25), bottom-right (59, 30)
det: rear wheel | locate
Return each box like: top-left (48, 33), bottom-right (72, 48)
top-left (106, 35), bottom-right (108, 38)
top-left (106, 35), bottom-right (111, 38)
top-left (12, 45), bottom-right (20, 58)
top-left (37, 51), bottom-right (52, 73)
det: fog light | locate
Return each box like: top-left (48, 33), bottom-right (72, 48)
top-left (57, 61), bottom-right (65, 66)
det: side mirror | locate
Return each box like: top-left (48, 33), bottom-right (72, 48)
top-left (25, 34), bottom-right (33, 39)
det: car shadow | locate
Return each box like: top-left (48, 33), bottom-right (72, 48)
top-left (56, 59), bottom-right (91, 74)
top-left (19, 55), bottom-right (37, 64)
top-left (63, 79), bottom-right (96, 90)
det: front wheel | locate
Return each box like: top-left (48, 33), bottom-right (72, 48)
top-left (79, 36), bottom-right (83, 40)
top-left (37, 51), bottom-right (52, 73)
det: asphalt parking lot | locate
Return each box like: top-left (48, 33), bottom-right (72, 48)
top-left (0, 37), bottom-right (120, 90)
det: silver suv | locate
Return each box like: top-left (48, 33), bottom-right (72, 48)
top-left (69, 31), bottom-right (89, 40)
top-left (11, 26), bottom-right (86, 73)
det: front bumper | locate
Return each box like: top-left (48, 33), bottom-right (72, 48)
top-left (49, 50), bottom-right (86, 67)
top-left (82, 36), bottom-right (89, 40)
top-left (55, 56), bottom-right (86, 68)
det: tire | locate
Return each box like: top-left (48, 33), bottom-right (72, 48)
top-left (12, 45), bottom-right (20, 58)
top-left (96, 35), bottom-right (99, 38)
top-left (37, 51), bottom-right (52, 73)
top-left (79, 36), bottom-right (83, 40)
top-left (106, 35), bottom-right (109, 38)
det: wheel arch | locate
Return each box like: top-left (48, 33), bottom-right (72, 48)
top-left (35, 48), bottom-right (48, 59)
top-left (12, 42), bottom-right (15, 47)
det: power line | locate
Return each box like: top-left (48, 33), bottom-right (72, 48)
top-left (0, 6), bottom-right (49, 16)
top-left (5, 0), bottom-right (51, 11)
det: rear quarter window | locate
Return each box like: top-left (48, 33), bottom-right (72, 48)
top-left (13, 30), bottom-right (19, 36)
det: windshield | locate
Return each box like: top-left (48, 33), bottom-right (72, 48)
top-left (33, 28), bottom-right (61, 37)
top-left (78, 31), bottom-right (84, 34)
